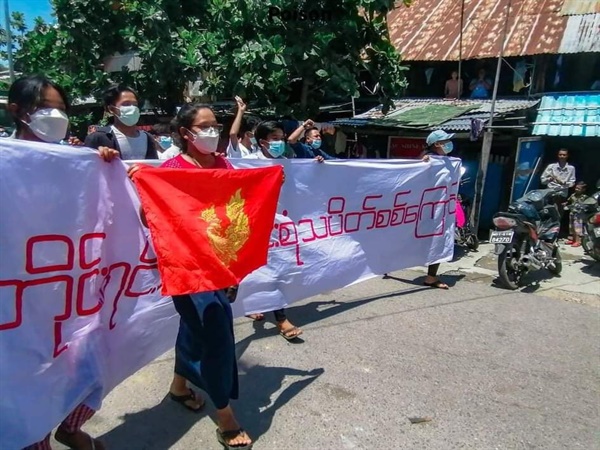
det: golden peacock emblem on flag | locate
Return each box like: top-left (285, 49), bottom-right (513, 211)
top-left (199, 189), bottom-right (250, 266)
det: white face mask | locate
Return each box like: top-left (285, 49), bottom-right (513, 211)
top-left (115, 105), bottom-right (140, 127)
top-left (24, 108), bottom-right (69, 143)
top-left (188, 128), bottom-right (220, 155)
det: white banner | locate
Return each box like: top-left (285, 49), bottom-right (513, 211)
top-left (229, 157), bottom-right (461, 316)
top-left (1, 143), bottom-right (459, 449)
top-left (0, 141), bottom-right (179, 449)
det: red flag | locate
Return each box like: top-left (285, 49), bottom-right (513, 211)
top-left (133, 166), bottom-right (283, 296)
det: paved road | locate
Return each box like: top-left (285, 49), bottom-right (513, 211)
top-left (63, 269), bottom-right (599, 450)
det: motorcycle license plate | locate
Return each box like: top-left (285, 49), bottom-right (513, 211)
top-left (594, 228), bottom-right (600, 238)
top-left (490, 230), bottom-right (514, 244)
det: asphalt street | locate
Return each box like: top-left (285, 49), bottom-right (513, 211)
top-left (57, 268), bottom-right (599, 450)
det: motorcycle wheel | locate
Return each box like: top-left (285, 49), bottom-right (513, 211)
top-left (548, 247), bottom-right (562, 275)
top-left (498, 245), bottom-right (521, 290)
top-left (466, 234), bottom-right (479, 251)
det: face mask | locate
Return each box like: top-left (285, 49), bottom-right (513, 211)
top-left (116, 105), bottom-right (140, 126)
top-left (442, 141), bottom-right (454, 154)
top-left (158, 136), bottom-right (172, 149)
top-left (250, 137), bottom-right (257, 147)
top-left (189, 128), bottom-right (220, 154)
top-left (25, 108), bottom-right (69, 143)
top-left (266, 140), bottom-right (285, 158)
top-left (310, 139), bottom-right (322, 150)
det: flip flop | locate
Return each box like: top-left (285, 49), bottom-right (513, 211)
top-left (280, 327), bottom-right (303, 341)
top-left (55, 429), bottom-right (103, 450)
top-left (216, 428), bottom-right (253, 449)
top-left (424, 280), bottom-right (449, 290)
top-left (169, 389), bottom-right (205, 413)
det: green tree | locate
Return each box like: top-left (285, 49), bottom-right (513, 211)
top-left (14, 0), bottom-right (410, 117)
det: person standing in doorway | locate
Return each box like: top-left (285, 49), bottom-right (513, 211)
top-left (445, 70), bottom-right (463, 99)
top-left (84, 84), bottom-right (158, 160)
top-left (540, 148), bottom-right (576, 198)
top-left (469, 68), bottom-right (493, 99)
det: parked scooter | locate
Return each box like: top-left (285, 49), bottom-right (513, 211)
top-left (571, 179), bottom-right (600, 261)
top-left (490, 189), bottom-right (563, 290)
top-left (455, 166), bottom-right (479, 251)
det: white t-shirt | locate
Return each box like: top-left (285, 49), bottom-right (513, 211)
top-left (158, 145), bottom-right (181, 160)
top-left (244, 150), bottom-right (287, 160)
top-left (111, 125), bottom-right (148, 160)
top-left (227, 139), bottom-right (255, 158)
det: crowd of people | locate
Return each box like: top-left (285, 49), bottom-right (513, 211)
top-left (6, 75), bottom-right (456, 450)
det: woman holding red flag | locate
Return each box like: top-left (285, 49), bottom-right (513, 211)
top-left (8, 75), bottom-right (119, 450)
top-left (129, 103), bottom-right (253, 450)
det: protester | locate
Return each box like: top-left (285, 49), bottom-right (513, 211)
top-left (149, 122), bottom-right (178, 160)
top-left (287, 119), bottom-right (336, 159)
top-left (129, 103), bottom-right (252, 450)
top-left (241, 120), bottom-right (325, 339)
top-left (8, 75), bottom-right (119, 450)
top-left (540, 148), bottom-right (576, 198)
top-left (84, 84), bottom-right (158, 160)
top-left (565, 181), bottom-right (588, 247)
top-left (227, 96), bottom-right (259, 158)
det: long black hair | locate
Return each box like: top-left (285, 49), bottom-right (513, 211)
top-left (8, 75), bottom-right (70, 133)
top-left (172, 102), bottom-right (213, 153)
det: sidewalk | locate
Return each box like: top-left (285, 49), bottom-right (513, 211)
top-left (414, 241), bottom-right (600, 307)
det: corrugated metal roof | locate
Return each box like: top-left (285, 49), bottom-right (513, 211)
top-left (388, 0), bottom-right (600, 61)
top-left (532, 94), bottom-right (600, 136)
top-left (333, 98), bottom-right (537, 130)
top-left (560, 0), bottom-right (600, 15)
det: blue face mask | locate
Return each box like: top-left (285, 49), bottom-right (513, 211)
top-left (310, 139), bottom-right (322, 150)
top-left (266, 140), bottom-right (285, 158)
top-left (250, 137), bottom-right (257, 147)
top-left (158, 136), bottom-right (172, 149)
top-left (442, 141), bottom-right (454, 154)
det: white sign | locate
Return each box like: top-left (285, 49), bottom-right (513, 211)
top-left (1, 142), bottom-right (459, 449)
top-left (229, 157), bottom-right (460, 317)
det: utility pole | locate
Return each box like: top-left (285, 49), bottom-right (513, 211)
top-left (470, 0), bottom-right (512, 232)
top-left (4, 0), bottom-right (14, 82)
top-left (457, 0), bottom-right (465, 98)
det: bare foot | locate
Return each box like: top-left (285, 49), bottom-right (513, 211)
top-left (55, 427), bottom-right (105, 450)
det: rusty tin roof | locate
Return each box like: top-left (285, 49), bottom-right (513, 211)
top-left (388, 0), bottom-right (600, 61)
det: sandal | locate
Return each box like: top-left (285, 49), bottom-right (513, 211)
top-left (169, 389), bottom-right (205, 413)
top-left (424, 280), bottom-right (449, 290)
top-left (216, 428), bottom-right (253, 449)
top-left (54, 428), bottom-right (104, 450)
top-left (246, 313), bottom-right (265, 321)
top-left (280, 326), bottom-right (303, 341)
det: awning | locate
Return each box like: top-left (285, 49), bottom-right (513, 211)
top-left (388, 0), bottom-right (600, 61)
top-left (532, 94), bottom-right (600, 137)
top-left (333, 98), bottom-right (539, 131)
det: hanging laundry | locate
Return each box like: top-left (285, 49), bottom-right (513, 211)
top-left (470, 118), bottom-right (484, 141)
top-left (513, 60), bottom-right (528, 92)
top-left (425, 68), bottom-right (435, 85)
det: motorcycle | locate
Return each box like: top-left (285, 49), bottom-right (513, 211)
top-left (572, 179), bottom-right (600, 261)
top-left (490, 189), bottom-right (563, 290)
top-left (455, 167), bottom-right (479, 251)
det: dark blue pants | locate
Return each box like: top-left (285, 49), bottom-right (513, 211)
top-left (173, 290), bottom-right (239, 409)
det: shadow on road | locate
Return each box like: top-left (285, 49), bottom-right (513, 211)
top-left (97, 364), bottom-right (323, 449)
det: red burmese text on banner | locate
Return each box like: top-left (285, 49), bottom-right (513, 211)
top-left (133, 166), bottom-right (283, 296)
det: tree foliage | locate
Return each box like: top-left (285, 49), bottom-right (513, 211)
top-left (12, 0), bottom-right (411, 116)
